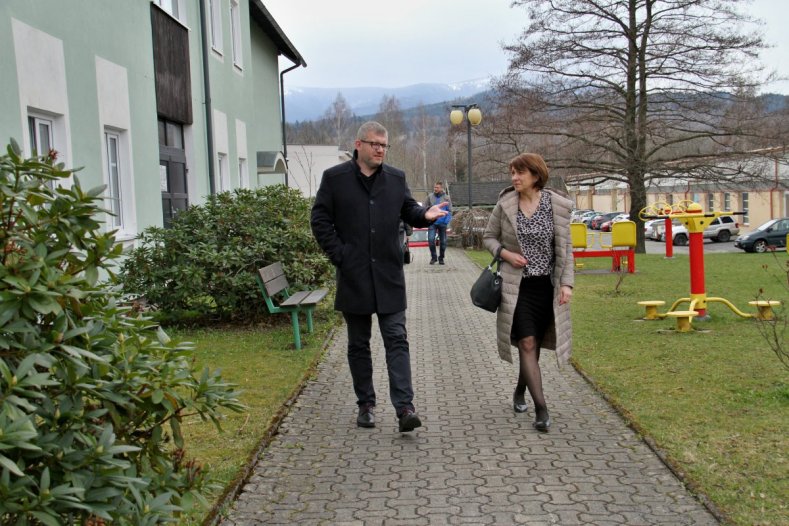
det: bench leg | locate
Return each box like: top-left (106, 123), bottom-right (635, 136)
top-left (305, 307), bottom-right (315, 333)
top-left (290, 311), bottom-right (302, 350)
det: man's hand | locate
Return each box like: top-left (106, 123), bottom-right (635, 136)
top-left (425, 201), bottom-right (449, 221)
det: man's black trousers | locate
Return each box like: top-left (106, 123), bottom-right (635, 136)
top-left (343, 311), bottom-right (414, 414)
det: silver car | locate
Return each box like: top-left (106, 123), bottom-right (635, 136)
top-left (661, 215), bottom-right (740, 245)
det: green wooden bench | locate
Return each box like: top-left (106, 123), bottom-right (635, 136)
top-left (256, 262), bottom-right (328, 350)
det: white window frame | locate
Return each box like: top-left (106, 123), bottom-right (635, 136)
top-left (723, 192), bottom-right (731, 211)
top-left (104, 131), bottom-right (123, 230)
top-left (741, 192), bottom-right (749, 225)
top-left (707, 193), bottom-right (715, 212)
top-left (218, 152), bottom-right (229, 191)
top-left (28, 113), bottom-right (56, 188)
top-left (209, 0), bottom-right (223, 54)
top-left (28, 114), bottom-right (53, 157)
top-left (153, 0), bottom-right (182, 20)
top-left (238, 157), bottom-right (248, 188)
top-left (230, 0), bottom-right (243, 69)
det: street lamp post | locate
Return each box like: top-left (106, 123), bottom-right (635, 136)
top-left (450, 104), bottom-right (482, 210)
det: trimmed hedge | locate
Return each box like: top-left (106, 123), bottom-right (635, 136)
top-left (119, 186), bottom-right (333, 325)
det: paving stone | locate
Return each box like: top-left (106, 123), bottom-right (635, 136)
top-left (218, 248), bottom-right (719, 525)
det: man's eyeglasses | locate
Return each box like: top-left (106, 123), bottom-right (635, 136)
top-left (359, 139), bottom-right (391, 151)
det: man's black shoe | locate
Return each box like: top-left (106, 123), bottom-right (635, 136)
top-left (439, 258), bottom-right (445, 265)
top-left (357, 404), bottom-right (375, 428)
top-left (397, 409), bottom-right (422, 432)
top-left (429, 259), bottom-right (437, 265)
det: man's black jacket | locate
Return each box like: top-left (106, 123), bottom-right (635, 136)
top-left (311, 157), bottom-right (431, 314)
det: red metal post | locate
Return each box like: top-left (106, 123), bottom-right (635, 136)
top-left (664, 218), bottom-right (673, 258)
top-left (688, 231), bottom-right (706, 317)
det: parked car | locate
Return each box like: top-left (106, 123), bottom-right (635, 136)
top-left (644, 219), bottom-right (664, 240)
top-left (581, 211), bottom-right (600, 225)
top-left (599, 214), bottom-right (629, 232)
top-left (571, 209), bottom-right (596, 223)
top-left (734, 217), bottom-right (789, 253)
top-left (407, 227), bottom-right (449, 249)
top-left (661, 215), bottom-right (740, 245)
top-left (408, 228), bottom-right (430, 248)
top-left (590, 212), bottom-right (623, 230)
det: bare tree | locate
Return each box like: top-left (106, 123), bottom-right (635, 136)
top-left (375, 95), bottom-right (412, 180)
top-left (324, 92), bottom-right (354, 148)
top-left (497, 0), bottom-right (782, 251)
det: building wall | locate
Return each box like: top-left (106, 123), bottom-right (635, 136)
top-left (1, 0), bottom-right (162, 239)
top-left (286, 145), bottom-right (352, 197)
top-left (1, 0), bottom-right (294, 241)
top-left (569, 155), bottom-right (789, 232)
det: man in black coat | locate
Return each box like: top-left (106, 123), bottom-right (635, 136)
top-left (311, 121), bottom-right (448, 433)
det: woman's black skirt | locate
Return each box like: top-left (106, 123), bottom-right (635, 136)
top-left (510, 274), bottom-right (554, 342)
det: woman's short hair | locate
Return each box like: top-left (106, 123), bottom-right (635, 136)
top-left (509, 153), bottom-right (549, 190)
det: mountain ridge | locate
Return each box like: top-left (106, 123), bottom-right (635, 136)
top-left (283, 78), bottom-right (493, 122)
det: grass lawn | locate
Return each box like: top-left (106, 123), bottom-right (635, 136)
top-left (169, 305), bottom-right (341, 525)
top-left (468, 248), bottom-right (788, 526)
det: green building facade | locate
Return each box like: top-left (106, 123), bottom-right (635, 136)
top-left (0, 0), bottom-right (304, 240)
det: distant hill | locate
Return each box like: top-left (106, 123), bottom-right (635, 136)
top-left (283, 79), bottom-right (493, 122)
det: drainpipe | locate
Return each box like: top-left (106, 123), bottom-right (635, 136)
top-left (280, 62), bottom-right (302, 187)
top-left (198, 0), bottom-right (215, 194)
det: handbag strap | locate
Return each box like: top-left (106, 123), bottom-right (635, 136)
top-left (488, 247), bottom-right (503, 273)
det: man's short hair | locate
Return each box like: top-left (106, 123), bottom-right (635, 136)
top-left (434, 181), bottom-right (443, 187)
top-left (357, 121), bottom-right (388, 140)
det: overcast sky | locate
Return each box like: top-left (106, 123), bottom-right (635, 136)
top-left (263, 0), bottom-right (789, 94)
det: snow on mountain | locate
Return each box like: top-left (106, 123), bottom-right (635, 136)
top-left (283, 79), bottom-right (493, 122)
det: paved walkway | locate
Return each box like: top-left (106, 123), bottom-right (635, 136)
top-left (221, 247), bottom-right (718, 525)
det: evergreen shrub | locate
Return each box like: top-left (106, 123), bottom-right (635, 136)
top-left (119, 186), bottom-right (332, 325)
top-left (0, 141), bottom-right (243, 524)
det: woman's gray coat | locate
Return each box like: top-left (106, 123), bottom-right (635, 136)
top-left (482, 187), bottom-right (574, 364)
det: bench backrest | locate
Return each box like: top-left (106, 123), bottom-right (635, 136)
top-left (599, 220), bottom-right (636, 249)
top-left (610, 220), bottom-right (636, 248)
top-left (258, 262), bottom-right (289, 301)
top-left (570, 222), bottom-right (592, 249)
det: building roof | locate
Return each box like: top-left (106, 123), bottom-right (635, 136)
top-left (447, 176), bottom-right (569, 207)
top-left (249, 1), bottom-right (306, 67)
top-left (446, 181), bottom-right (509, 207)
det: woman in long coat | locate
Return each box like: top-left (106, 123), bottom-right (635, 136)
top-left (482, 153), bottom-right (574, 432)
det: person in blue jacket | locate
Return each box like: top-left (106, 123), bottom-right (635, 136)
top-left (311, 121), bottom-right (448, 433)
top-left (426, 181), bottom-right (452, 264)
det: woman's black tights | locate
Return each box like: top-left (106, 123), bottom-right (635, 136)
top-left (514, 336), bottom-right (548, 421)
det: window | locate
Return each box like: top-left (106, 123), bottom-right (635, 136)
top-left (28, 114), bottom-right (55, 188)
top-left (723, 192), bottom-right (731, 211)
top-left (154, 0), bottom-right (180, 19)
top-left (28, 115), bottom-right (53, 157)
top-left (666, 194), bottom-right (674, 205)
top-left (238, 157), bottom-right (248, 188)
top-left (741, 192), bottom-right (749, 224)
top-left (209, 0), bottom-right (223, 53)
top-left (218, 153), bottom-right (229, 191)
top-left (230, 0), bottom-right (242, 68)
top-left (707, 193), bottom-right (715, 212)
top-left (104, 132), bottom-right (123, 229)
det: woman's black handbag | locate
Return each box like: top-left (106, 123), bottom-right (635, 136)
top-left (470, 249), bottom-right (502, 312)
